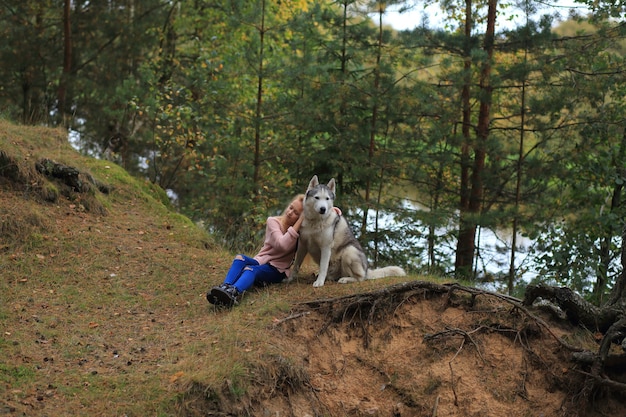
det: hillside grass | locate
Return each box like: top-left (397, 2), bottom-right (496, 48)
top-left (0, 119), bottom-right (424, 416)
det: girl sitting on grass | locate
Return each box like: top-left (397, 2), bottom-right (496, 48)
top-left (207, 193), bottom-right (340, 307)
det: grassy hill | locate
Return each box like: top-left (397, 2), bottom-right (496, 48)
top-left (1, 120), bottom-right (625, 416)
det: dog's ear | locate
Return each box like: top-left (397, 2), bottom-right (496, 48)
top-left (327, 178), bottom-right (336, 193)
top-left (308, 175), bottom-right (319, 190)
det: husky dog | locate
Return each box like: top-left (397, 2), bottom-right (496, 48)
top-left (291, 175), bottom-right (406, 287)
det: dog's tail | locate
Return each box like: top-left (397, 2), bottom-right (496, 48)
top-left (366, 266), bottom-right (406, 280)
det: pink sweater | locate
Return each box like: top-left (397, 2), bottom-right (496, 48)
top-left (254, 216), bottom-right (299, 276)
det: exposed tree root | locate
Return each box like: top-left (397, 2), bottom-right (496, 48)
top-left (299, 281), bottom-right (581, 351)
top-left (296, 281), bottom-right (626, 397)
top-left (36, 158), bottom-right (111, 195)
top-left (522, 283), bottom-right (626, 394)
top-left (523, 283), bottom-right (623, 333)
top-left (1, 149), bottom-right (111, 213)
top-left (178, 280), bottom-right (626, 416)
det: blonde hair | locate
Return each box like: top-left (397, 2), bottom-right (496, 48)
top-left (278, 194), bottom-right (304, 232)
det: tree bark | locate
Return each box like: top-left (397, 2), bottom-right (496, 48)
top-left (252, 0), bottom-right (266, 197)
top-left (596, 126), bottom-right (626, 302)
top-left (361, 3), bottom-right (384, 263)
top-left (608, 224), bottom-right (626, 306)
top-left (456, 0), bottom-right (497, 279)
top-left (455, 0), bottom-right (475, 278)
top-left (57, 0), bottom-right (72, 127)
top-left (509, 48), bottom-right (528, 295)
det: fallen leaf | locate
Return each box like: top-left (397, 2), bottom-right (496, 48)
top-left (169, 371), bottom-right (184, 383)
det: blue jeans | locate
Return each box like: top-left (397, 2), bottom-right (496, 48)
top-left (223, 254), bottom-right (286, 292)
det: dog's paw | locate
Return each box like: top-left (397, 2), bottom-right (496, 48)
top-left (312, 279), bottom-right (325, 287)
top-left (338, 277), bottom-right (357, 284)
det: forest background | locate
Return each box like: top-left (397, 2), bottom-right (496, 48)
top-left (1, 0), bottom-right (625, 304)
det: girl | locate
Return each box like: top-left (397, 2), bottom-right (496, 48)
top-left (207, 194), bottom-right (305, 307)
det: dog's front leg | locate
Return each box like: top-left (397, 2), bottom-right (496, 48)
top-left (313, 247), bottom-right (331, 287)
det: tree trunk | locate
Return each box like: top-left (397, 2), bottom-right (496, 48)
top-left (361, 3), bottom-right (384, 251)
top-left (361, 3), bottom-right (385, 240)
top-left (607, 219), bottom-right (626, 307)
top-left (253, 0), bottom-right (267, 197)
top-left (455, 0), bottom-right (474, 278)
top-left (57, 0), bottom-right (72, 128)
top-left (456, 0), bottom-right (497, 280)
top-left (509, 47), bottom-right (528, 295)
top-left (597, 183), bottom-right (623, 302)
top-left (596, 126), bottom-right (626, 302)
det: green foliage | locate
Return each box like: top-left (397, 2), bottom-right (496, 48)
top-left (2, 1), bottom-right (626, 298)
top-left (523, 19), bottom-right (626, 302)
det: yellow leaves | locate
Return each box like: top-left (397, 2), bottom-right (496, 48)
top-left (272, 0), bottom-right (310, 22)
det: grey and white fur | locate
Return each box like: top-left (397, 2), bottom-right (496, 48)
top-left (291, 175), bottom-right (406, 287)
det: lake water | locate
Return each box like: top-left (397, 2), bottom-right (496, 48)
top-left (357, 199), bottom-right (539, 285)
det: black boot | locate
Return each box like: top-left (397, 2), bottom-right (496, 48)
top-left (208, 284), bottom-right (241, 307)
top-left (206, 283), bottom-right (229, 305)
